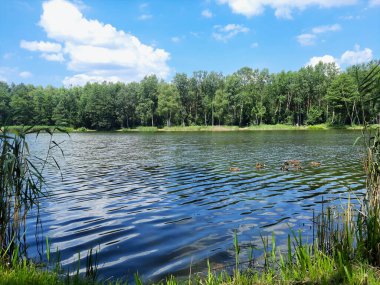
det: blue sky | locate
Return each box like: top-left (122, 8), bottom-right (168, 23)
top-left (0, 0), bottom-right (379, 86)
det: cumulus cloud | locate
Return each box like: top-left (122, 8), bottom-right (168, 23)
top-left (306, 45), bottom-right (373, 68)
top-left (297, 34), bottom-right (317, 46)
top-left (340, 45), bottom-right (373, 65)
top-left (21, 0), bottom-right (170, 85)
top-left (212, 24), bottom-right (249, 42)
top-left (218, 0), bottom-right (357, 19)
top-left (306, 55), bottom-right (339, 67)
top-left (20, 40), bottom-right (62, 52)
top-left (250, 42), bottom-right (259, 48)
top-left (19, 71), bottom-right (33, 78)
top-left (202, 9), bottom-right (213, 18)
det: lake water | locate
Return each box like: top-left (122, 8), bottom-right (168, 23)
top-left (26, 131), bottom-right (365, 283)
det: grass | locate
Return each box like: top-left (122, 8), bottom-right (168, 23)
top-left (1, 126), bottom-right (93, 133)
top-left (161, 125), bottom-right (240, 131)
top-left (1, 232), bottom-right (380, 285)
top-left (4, 124), bottom-right (376, 134)
top-left (122, 124), bottom-right (371, 132)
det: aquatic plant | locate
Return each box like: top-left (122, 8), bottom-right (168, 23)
top-left (0, 126), bottom-right (61, 264)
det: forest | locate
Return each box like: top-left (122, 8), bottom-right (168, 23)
top-left (1, 60), bottom-right (379, 130)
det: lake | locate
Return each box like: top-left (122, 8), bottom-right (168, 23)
top-left (26, 131), bottom-right (365, 283)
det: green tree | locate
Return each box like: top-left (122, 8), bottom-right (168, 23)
top-left (158, 83), bottom-right (180, 127)
top-left (213, 89), bottom-right (229, 125)
top-left (173, 73), bottom-right (191, 126)
top-left (139, 75), bottom-right (159, 126)
top-left (9, 84), bottom-right (36, 125)
top-left (0, 82), bottom-right (10, 124)
top-left (115, 82), bottom-right (139, 128)
top-left (326, 73), bottom-right (359, 125)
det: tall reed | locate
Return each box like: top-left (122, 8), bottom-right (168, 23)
top-left (0, 126), bottom-right (59, 265)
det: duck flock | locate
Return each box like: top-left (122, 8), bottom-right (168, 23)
top-left (229, 160), bottom-right (321, 172)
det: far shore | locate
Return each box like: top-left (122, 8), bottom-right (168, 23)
top-left (2, 123), bottom-right (376, 133)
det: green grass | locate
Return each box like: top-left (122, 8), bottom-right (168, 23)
top-left (0, 263), bottom-right (61, 285)
top-left (2, 247), bottom-right (379, 285)
top-left (3, 124), bottom-right (376, 133)
top-left (120, 126), bottom-right (159, 132)
top-left (161, 125), bottom-right (240, 131)
top-left (1, 126), bottom-right (94, 133)
top-left (245, 124), bottom-right (307, 130)
top-left (121, 124), bottom-right (368, 132)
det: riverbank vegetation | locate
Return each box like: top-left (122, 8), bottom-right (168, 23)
top-left (3, 123), bottom-right (377, 134)
top-left (1, 61), bottom-right (379, 130)
top-left (2, 123), bottom-right (376, 133)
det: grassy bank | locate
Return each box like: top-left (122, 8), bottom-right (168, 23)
top-left (1, 125), bottom-right (93, 133)
top-left (2, 230), bottom-right (380, 285)
top-left (4, 124), bottom-right (379, 134)
top-left (121, 124), bottom-right (379, 132)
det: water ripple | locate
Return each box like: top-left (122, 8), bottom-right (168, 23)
top-left (25, 131), bottom-right (365, 282)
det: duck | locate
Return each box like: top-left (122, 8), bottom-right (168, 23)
top-left (256, 163), bottom-right (265, 169)
top-left (280, 164), bottom-right (289, 171)
top-left (229, 167), bottom-right (240, 172)
top-left (293, 165), bottom-right (303, 170)
top-left (280, 161), bottom-right (289, 171)
top-left (287, 160), bottom-right (301, 166)
top-left (310, 161), bottom-right (321, 167)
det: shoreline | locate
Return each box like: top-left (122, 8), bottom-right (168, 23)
top-left (2, 124), bottom-right (375, 133)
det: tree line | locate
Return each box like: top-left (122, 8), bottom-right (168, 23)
top-left (0, 61), bottom-right (379, 130)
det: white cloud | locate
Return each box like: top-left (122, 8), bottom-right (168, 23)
top-left (274, 7), bottom-right (292, 19)
top-left (305, 45), bottom-right (373, 68)
top-left (63, 73), bottom-right (119, 86)
top-left (41, 52), bottom-right (65, 62)
top-left (20, 40), bottom-right (62, 52)
top-left (202, 9), bottom-right (213, 18)
top-left (138, 14), bottom-right (152, 20)
top-left (23, 0), bottom-right (170, 86)
top-left (218, 0), bottom-right (357, 19)
top-left (250, 42), bottom-right (259, 48)
top-left (212, 24), bottom-right (249, 42)
top-left (306, 55), bottom-right (338, 67)
top-left (340, 45), bottom-right (373, 65)
top-left (297, 23), bottom-right (341, 46)
top-left (312, 24), bottom-right (341, 34)
top-left (297, 33), bottom-right (317, 46)
top-left (19, 71), bottom-right (33, 78)
top-left (369, 0), bottom-right (380, 6)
